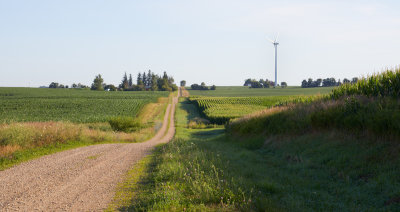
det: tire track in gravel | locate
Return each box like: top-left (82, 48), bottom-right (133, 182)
top-left (0, 93), bottom-right (179, 211)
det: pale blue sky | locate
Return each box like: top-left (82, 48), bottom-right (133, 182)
top-left (1, 0), bottom-right (400, 87)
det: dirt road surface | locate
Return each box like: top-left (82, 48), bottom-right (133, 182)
top-left (0, 94), bottom-right (178, 211)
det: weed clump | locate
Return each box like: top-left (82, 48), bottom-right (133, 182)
top-left (108, 117), bottom-right (142, 132)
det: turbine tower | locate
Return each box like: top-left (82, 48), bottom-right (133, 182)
top-left (267, 34), bottom-right (279, 87)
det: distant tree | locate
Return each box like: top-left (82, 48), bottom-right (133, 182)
top-left (78, 83), bottom-right (89, 89)
top-left (104, 84), bottom-right (117, 91)
top-left (72, 83), bottom-right (77, 88)
top-left (352, 77), bottom-right (358, 84)
top-left (128, 74), bottom-right (133, 87)
top-left (147, 70), bottom-right (152, 87)
top-left (191, 83), bottom-right (209, 90)
top-left (244, 79), bottom-right (252, 86)
top-left (49, 82), bottom-right (59, 88)
top-left (316, 78), bottom-right (322, 87)
top-left (259, 79), bottom-right (266, 87)
top-left (91, 74), bottom-right (104, 91)
top-left (136, 73), bottom-right (144, 90)
top-left (321, 78), bottom-right (337, 87)
top-left (151, 74), bottom-right (158, 91)
top-left (210, 85), bottom-right (217, 90)
top-left (250, 81), bottom-right (263, 88)
top-left (337, 79), bottom-right (342, 86)
top-left (180, 80), bottom-right (186, 87)
top-left (142, 72), bottom-right (147, 88)
top-left (266, 79), bottom-right (275, 87)
top-left (163, 71), bottom-right (168, 80)
top-left (343, 78), bottom-right (350, 84)
top-left (137, 73), bottom-right (142, 85)
top-left (120, 72), bottom-right (129, 90)
top-left (281, 82), bottom-right (287, 88)
top-left (307, 78), bottom-right (313, 87)
top-left (301, 80), bottom-right (308, 88)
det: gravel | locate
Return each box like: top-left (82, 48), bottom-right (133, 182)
top-left (0, 95), bottom-right (178, 211)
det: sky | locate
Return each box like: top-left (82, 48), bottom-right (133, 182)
top-left (1, 0), bottom-right (400, 87)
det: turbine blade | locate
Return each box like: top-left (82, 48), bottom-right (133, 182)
top-left (267, 37), bottom-right (274, 43)
top-left (275, 32), bottom-right (279, 42)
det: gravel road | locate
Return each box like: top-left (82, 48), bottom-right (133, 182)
top-left (0, 95), bottom-right (178, 211)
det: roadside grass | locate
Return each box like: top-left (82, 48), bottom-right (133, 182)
top-left (106, 154), bottom-right (155, 212)
top-left (111, 98), bottom-right (400, 211)
top-left (109, 99), bottom-right (280, 211)
top-left (0, 139), bottom-right (110, 170)
top-left (0, 95), bottom-right (171, 170)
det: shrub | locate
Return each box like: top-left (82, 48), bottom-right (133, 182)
top-left (108, 117), bottom-right (142, 132)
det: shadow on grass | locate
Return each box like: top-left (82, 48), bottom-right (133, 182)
top-left (191, 129), bottom-right (225, 137)
top-left (116, 145), bottom-right (162, 211)
top-left (179, 99), bottom-right (201, 123)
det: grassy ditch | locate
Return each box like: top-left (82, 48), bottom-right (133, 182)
top-left (111, 98), bottom-right (400, 211)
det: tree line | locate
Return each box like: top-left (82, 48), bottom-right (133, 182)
top-left (301, 77), bottom-right (359, 88)
top-left (48, 70), bottom-right (178, 92)
top-left (243, 79), bottom-right (287, 88)
top-left (190, 82), bottom-right (216, 90)
top-left (118, 70), bottom-right (177, 91)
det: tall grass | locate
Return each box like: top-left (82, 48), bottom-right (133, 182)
top-left (228, 96), bottom-right (400, 140)
top-left (228, 68), bottom-right (400, 140)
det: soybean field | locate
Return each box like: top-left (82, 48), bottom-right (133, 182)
top-left (0, 88), bottom-right (168, 123)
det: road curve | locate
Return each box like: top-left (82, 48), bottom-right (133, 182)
top-left (0, 94), bottom-right (178, 211)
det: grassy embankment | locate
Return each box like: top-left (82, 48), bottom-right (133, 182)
top-left (0, 88), bottom-right (172, 170)
top-left (111, 69), bottom-right (400, 211)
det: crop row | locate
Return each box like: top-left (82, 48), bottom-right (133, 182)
top-left (189, 96), bottom-right (313, 124)
top-left (0, 88), bottom-right (168, 123)
top-left (331, 67), bottom-right (400, 99)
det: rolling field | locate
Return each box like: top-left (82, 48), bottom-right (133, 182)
top-left (0, 88), bottom-right (168, 123)
top-left (189, 95), bottom-right (317, 124)
top-left (187, 86), bottom-right (333, 97)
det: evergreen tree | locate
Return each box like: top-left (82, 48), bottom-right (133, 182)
top-left (163, 71), bottom-right (168, 80)
top-left (147, 70), bottom-right (152, 87)
top-left (120, 72), bottom-right (129, 90)
top-left (142, 72), bottom-right (147, 88)
top-left (151, 74), bottom-right (158, 91)
top-left (137, 73), bottom-right (144, 90)
top-left (137, 73), bottom-right (142, 85)
top-left (128, 74), bottom-right (133, 87)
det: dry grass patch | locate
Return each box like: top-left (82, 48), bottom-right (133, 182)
top-left (0, 145), bottom-right (21, 157)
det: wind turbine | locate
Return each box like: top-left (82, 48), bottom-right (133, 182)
top-left (267, 34), bottom-right (279, 87)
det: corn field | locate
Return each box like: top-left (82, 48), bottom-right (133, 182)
top-left (332, 67), bottom-right (400, 99)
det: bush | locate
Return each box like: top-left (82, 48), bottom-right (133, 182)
top-left (108, 117), bottom-right (142, 132)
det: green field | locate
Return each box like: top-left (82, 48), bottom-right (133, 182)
top-left (187, 86), bottom-right (333, 97)
top-left (0, 88), bottom-right (168, 123)
top-left (112, 97), bottom-right (400, 211)
top-left (189, 95), bottom-right (318, 124)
